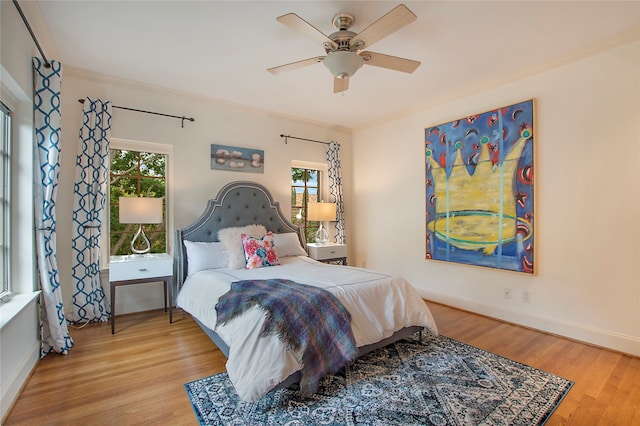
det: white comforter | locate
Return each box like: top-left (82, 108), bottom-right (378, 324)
top-left (176, 256), bottom-right (438, 402)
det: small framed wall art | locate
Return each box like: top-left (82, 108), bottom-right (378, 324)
top-left (210, 144), bottom-right (264, 173)
top-left (424, 99), bottom-right (535, 274)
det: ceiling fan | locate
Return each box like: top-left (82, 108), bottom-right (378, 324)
top-left (267, 4), bottom-right (421, 93)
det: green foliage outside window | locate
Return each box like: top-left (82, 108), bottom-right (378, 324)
top-left (291, 167), bottom-right (320, 243)
top-left (110, 149), bottom-right (166, 255)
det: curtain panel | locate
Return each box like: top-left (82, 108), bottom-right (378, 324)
top-left (33, 57), bottom-right (74, 355)
top-left (69, 98), bottom-right (112, 323)
top-left (326, 141), bottom-right (345, 244)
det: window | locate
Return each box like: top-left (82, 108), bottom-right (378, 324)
top-left (109, 147), bottom-right (167, 256)
top-left (0, 102), bottom-right (10, 299)
top-left (291, 167), bottom-right (320, 243)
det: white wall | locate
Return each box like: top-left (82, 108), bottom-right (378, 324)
top-left (351, 39), bottom-right (640, 356)
top-left (2, 2), bottom-right (637, 419)
top-left (0, 1), bottom-right (41, 420)
top-left (1, 1), bottom-right (351, 414)
top-left (56, 69), bottom-right (353, 316)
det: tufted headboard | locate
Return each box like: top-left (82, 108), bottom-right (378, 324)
top-left (174, 181), bottom-right (306, 289)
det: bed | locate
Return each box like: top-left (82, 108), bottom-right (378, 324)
top-left (174, 181), bottom-right (438, 402)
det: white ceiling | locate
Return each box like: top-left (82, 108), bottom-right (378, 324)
top-left (35, 1), bottom-right (640, 129)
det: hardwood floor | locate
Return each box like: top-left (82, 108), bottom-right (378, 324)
top-left (4, 302), bottom-right (639, 425)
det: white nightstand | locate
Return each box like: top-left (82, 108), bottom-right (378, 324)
top-left (109, 253), bottom-right (173, 334)
top-left (307, 242), bottom-right (347, 265)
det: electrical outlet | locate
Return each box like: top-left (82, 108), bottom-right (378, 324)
top-left (503, 288), bottom-right (512, 299)
top-left (523, 291), bottom-right (530, 303)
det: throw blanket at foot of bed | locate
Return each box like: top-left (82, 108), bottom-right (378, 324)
top-left (215, 279), bottom-right (358, 396)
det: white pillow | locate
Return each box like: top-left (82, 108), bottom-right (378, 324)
top-left (273, 232), bottom-right (307, 257)
top-left (184, 240), bottom-right (228, 276)
top-left (218, 224), bottom-right (267, 269)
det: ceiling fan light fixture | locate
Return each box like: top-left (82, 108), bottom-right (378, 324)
top-left (323, 51), bottom-right (364, 79)
top-left (270, 5), bottom-right (419, 92)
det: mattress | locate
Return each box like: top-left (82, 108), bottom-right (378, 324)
top-left (176, 255), bottom-right (438, 401)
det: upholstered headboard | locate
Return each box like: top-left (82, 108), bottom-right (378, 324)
top-left (174, 181), bottom-right (306, 289)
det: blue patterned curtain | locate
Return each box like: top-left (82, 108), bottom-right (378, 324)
top-left (327, 141), bottom-right (345, 244)
top-left (33, 58), bottom-right (74, 356)
top-left (68, 98), bottom-right (112, 323)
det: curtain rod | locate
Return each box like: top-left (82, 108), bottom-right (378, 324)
top-left (280, 134), bottom-right (329, 145)
top-left (78, 99), bottom-right (195, 128)
top-left (13, 0), bottom-right (51, 68)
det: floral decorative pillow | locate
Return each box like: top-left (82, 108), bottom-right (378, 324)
top-left (242, 232), bottom-right (280, 269)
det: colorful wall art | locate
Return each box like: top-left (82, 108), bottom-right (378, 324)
top-left (425, 99), bottom-right (535, 273)
top-left (210, 144), bottom-right (264, 173)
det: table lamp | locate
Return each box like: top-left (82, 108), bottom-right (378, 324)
top-left (307, 202), bottom-right (336, 244)
top-left (119, 197), bottom-right (163, 254)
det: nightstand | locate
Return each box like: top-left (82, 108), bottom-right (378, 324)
top-left (307, 242), bottom-right (347, 265)
top-left (109, 253), bottom-right (173, 334)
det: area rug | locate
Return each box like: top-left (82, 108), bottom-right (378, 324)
top-left (185, 333), bottom-right (573, 425)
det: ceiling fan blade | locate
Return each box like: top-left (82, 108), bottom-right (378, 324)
top-left (267, 56), bottom-right (325, 75)
top-left (334, 77), bottom-right (349, 93)
top-left (360, 51), bottom-right (420, 73)
top-left (277, 13), bottom-right (338, 50)
top-left (349, 4), bottom-right (417, 50)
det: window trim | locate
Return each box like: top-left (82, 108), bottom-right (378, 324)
top-left (0, 69), bottom-right (37, 332)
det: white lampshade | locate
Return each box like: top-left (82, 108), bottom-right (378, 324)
top-left (308, 202), bottom-right (337, 222)
top-left (119, 197), bottom-right (163, 224)
top-left (323, 51), bottom-right (364, 79)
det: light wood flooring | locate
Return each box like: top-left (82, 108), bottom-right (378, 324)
top-left (4, 302), bottom-right (639, 425)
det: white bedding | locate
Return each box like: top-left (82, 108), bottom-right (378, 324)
top-left (176, 256), bottom-right (438, 402)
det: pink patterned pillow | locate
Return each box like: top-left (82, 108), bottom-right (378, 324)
top-left (242, 232), bottom-right (280, 269)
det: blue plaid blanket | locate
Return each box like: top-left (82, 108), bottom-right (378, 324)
top-left (215, 279), bottom-right (358, 396)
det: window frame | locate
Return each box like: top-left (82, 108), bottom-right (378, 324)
top-left (0, 101), bottom-right (11, 300)
top-left (291, 161), bottom-right (329, 244)
top-left (102, 139), bottom-right (173, 266)
top-left (0, 75), bottom-right (36, 299)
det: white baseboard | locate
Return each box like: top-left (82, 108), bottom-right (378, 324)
top-left (421, 290), bottom-right (640, 357)
top-left (1, 340), bottom-right (39, 422)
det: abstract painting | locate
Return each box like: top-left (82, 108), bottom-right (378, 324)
top-left (425, 100), bottom-right (535, 273)
top-left (211, 144), bottom-right (264, 173)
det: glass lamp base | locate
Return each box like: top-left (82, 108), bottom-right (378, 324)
top-left (315, 223), bottom-right (329, 244)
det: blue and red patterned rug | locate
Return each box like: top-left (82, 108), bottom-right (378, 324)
top-left (185, 333), bottom-right (572, 425)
